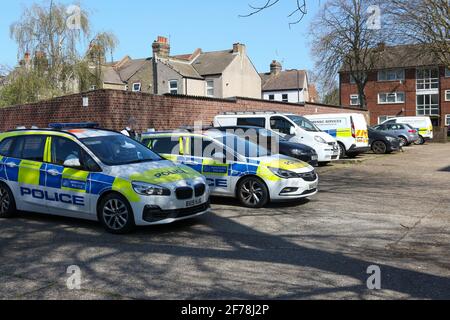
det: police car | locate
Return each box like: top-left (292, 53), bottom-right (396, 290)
top-left (142, 129), bottom-right (319, 208)
top-left (0, 123), bottom-right (210, 234)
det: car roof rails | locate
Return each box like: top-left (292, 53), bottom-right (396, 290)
top-left (48, 122), bottom-right (100, 130)
top-left (179, 125), bottom-right (213, 132)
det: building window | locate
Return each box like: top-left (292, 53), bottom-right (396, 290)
top-left (206, 80), bottom-right (214, 97)
top-left (169, 80), bottom-right (178, 94)
top-left (268, 94), bottom-right (275, 101)
top-left (417, 94), bottom-right (439, 116)
top-left (132, 83), bottom-right (142, 92)
top-left (416, 68), bottom-right (439, 91)
top-left (445, 68), bottom-right (450, 78)
top-left (446, 90), bottom-right (450, 102)
top-left (90, 85), bottom-right (97, 91)
top-left (350, 94), bottom-right (360, 106)
top-left (378, 69), bottom-right (405, 82)
top-left (282, 94), bottom-right (289, 102)
top-left (446, 115), bottom-right (450, 126)
top-left (378, 115), bottom-right (395, 124)
top-left (378, 92), bottom-right (405, 104)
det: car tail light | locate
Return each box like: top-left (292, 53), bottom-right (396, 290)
top-left (408, 129), bottom-right (416, 133)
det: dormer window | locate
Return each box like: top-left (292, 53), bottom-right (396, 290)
top-left (132, 83), bottom-right (142, 92)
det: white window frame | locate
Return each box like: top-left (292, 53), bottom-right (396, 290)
top-left (416, 68), bottom-right (439, 91)
top-left (350, 94), bottom-right (360, 106)
top-left (378, 115), bottom-right (395, 124)
top-left (416, 93), bottom-right (439, 116)
top-left (445, 90), bottom-right (450, 102)
top-left (168, 80), bottom-right (178, 95)
top-left (268, 94), bottom-right (275, 101)
top-left (445, 68), bottom-right (450, 78)
top-left (206, 80), bottom-right (214, 97)
top-left (282, 94), bottom-right (289, 103)
top-left (132, 82), bottom-right (142, 92)
top-left (378, 92), bottom-right (405, 104)
top-left (445, 115), bottom-right (450, 126)
top-left (378, 69), bottom-right (405, 82)
top-left (90, 85), bottom-right (97, 91)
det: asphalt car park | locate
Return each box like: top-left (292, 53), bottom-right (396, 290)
top-left (0, 143), bottom-right (449, 299)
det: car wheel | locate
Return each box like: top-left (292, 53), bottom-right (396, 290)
top-left (398, 136), bottom-right (408, 147)
top-left (237, 177), bottom-right (269, 208)
top-left (372, 141), bottom-right (387, 154)
top-left (0, 182), bottom-right (16, 218)
top-left (337, 142), bottom-right (346, 159)
top-left (414, 136), bottom-right (425, 145)
top-left (99, 193), bottom-right (135, 234)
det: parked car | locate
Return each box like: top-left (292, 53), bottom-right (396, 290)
top-left (372, 123), bottom-right (419, 146)
top-left (305, 113), bottom-right (370, 158)
top-left (0, 123), bottom-right (210, 234)
top-left (142, 130), bottom-right (319, 208)
top-left (211, 126), bottom-right (319, 167)
top-left (368, 128), bottom-right (401, 154)
top-left (214, 112), bottom-right (340, 164)
top-left (381, 116), bottom-right (433, 145)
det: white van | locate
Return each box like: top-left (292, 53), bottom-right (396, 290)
top-left (305, 113), bottom-right (370, 158)
top-left (381, 117), bottom-right (433, 144)
top-left (214, 112), bottom-right (340, 164)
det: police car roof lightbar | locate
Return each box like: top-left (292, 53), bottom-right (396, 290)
top-left (49, 122), bottom-right (100, 130)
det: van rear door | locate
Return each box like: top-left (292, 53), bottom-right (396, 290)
top-left (352, 114), bottom-right (369, 147)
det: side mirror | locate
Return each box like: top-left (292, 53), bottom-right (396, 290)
top-left (63, 158), bottom-right (81, 168)
top-left (290, 126), bottom-right (296, 135)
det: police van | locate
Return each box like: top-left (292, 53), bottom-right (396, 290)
top-left (381, 117), bottom-right (433, 145)
top-left (214, 112), bottom-right (340, 164)
top-left (0, 124), bottom-right (210, 234)
top-left (142, 129), bottom-right (319, 208)
top-left (305, 113), bottom-right (370, 158)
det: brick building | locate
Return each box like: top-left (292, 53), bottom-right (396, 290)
top-left (0, 89), bottom-right (367, 132)
top-left (339, 44), bottom-right (450, 127)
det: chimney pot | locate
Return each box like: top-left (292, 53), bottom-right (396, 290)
top-left (270, 60), bottom-right (282, 75)
top-left (153, 36), bottom-right (170, 58)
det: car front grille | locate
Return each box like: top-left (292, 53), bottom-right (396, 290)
top-left (143, 202), bottom-right (211, 223)
top-left (298, 171), bottom-right (317, 182)
top-left (176, 187), bottom-right (194, 200)
top-left (194, 184), bottom-right (206, 197)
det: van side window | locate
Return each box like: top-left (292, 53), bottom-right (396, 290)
top-left (270, 117), bottom-right (293, 135)
top-left (236, 118), bottom-right (266, 128)
top-left (9, 135), bottom-right (46, 162)
top-left (0, 138), bottom-right (13, 157)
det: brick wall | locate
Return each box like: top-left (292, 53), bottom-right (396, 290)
top-left (0, 89), bottom-right (367, 132)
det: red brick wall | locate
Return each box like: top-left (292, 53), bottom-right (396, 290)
top-left (0, 89), bottom-right (368, 132)
top-left (341, 67), bottom-right (450, 127)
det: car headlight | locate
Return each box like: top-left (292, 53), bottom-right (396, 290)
top-left (291, 149), bottom-right (308, 156)
top-left (132, 182), bottom-right (171, 196)
top-left (314, 136), bottom-right (327, 144)
top-left (268, 167), bottom-right (298, 179)
top-left (386, 136), bottom-right (396, 142)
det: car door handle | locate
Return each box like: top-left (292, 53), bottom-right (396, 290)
top-left (47, 169), bottom-right (60, 176)
top-left (5, 162), bottom-right (18, 168)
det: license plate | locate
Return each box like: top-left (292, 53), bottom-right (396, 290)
top-left (309, 182), bottom-right (318, 190)
top-left (186, 198), bottom-right (203, 207)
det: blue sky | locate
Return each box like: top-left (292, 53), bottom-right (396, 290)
top-left (0, 0), bottom-right (321, 73)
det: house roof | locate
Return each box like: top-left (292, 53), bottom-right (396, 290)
top-left (260, 69), bottom-right (307, 91)
top-left (101, 66), bottom-right (124, 85)
top-left (191, 50), bottom-right (237, 76)
top-left (116, 58), bottom-right (150, 82)
top-left (159, 58), bottom-right (203, 79)
top-left (340, 43), bottom-right (447, 72)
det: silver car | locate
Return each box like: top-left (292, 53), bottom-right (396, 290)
top-left (372, 123), bottom-right (419, 146)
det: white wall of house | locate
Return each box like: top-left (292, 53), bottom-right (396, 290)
top-left (263, 90), bottom-right (307, 103)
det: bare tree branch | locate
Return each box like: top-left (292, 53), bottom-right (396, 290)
top-left (240, 0), bottom-right (308, 26)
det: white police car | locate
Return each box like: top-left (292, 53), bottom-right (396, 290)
top-left (142, 129), bottom-right (319, 208)
top-left (0, 123), bottom-right (210, 234)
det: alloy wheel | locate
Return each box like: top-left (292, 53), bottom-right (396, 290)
top-left (240, 180), bottom-right (265, 206)
top-left (372, 141), bottom-right (387, 154)
top-left (102, 199), bottom-right (129, 231)
top-left (0, 186), bottom-right (11, 214)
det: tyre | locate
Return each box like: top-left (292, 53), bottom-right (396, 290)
top-left (0, 182), bottom-right (16, 218)
top-left (398, 136), bottom-right (408, 147)
top-left (98, 193), bottom-right (135, 234)
top-left (337, 142), bottom-right (346, 159)
top-left (237, 176), bottom-right (269, 208)
top-left (414, 135), bottom-right (425, 145)
top-left (372, 141), bottom-right (388, 154)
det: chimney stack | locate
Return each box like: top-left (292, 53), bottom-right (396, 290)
top-left (152, 36), bottom-right (170, 58)
top-left (270, 60), bottom-right (282, 76)
top-left (233, 43), bottom-right (246, 56)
